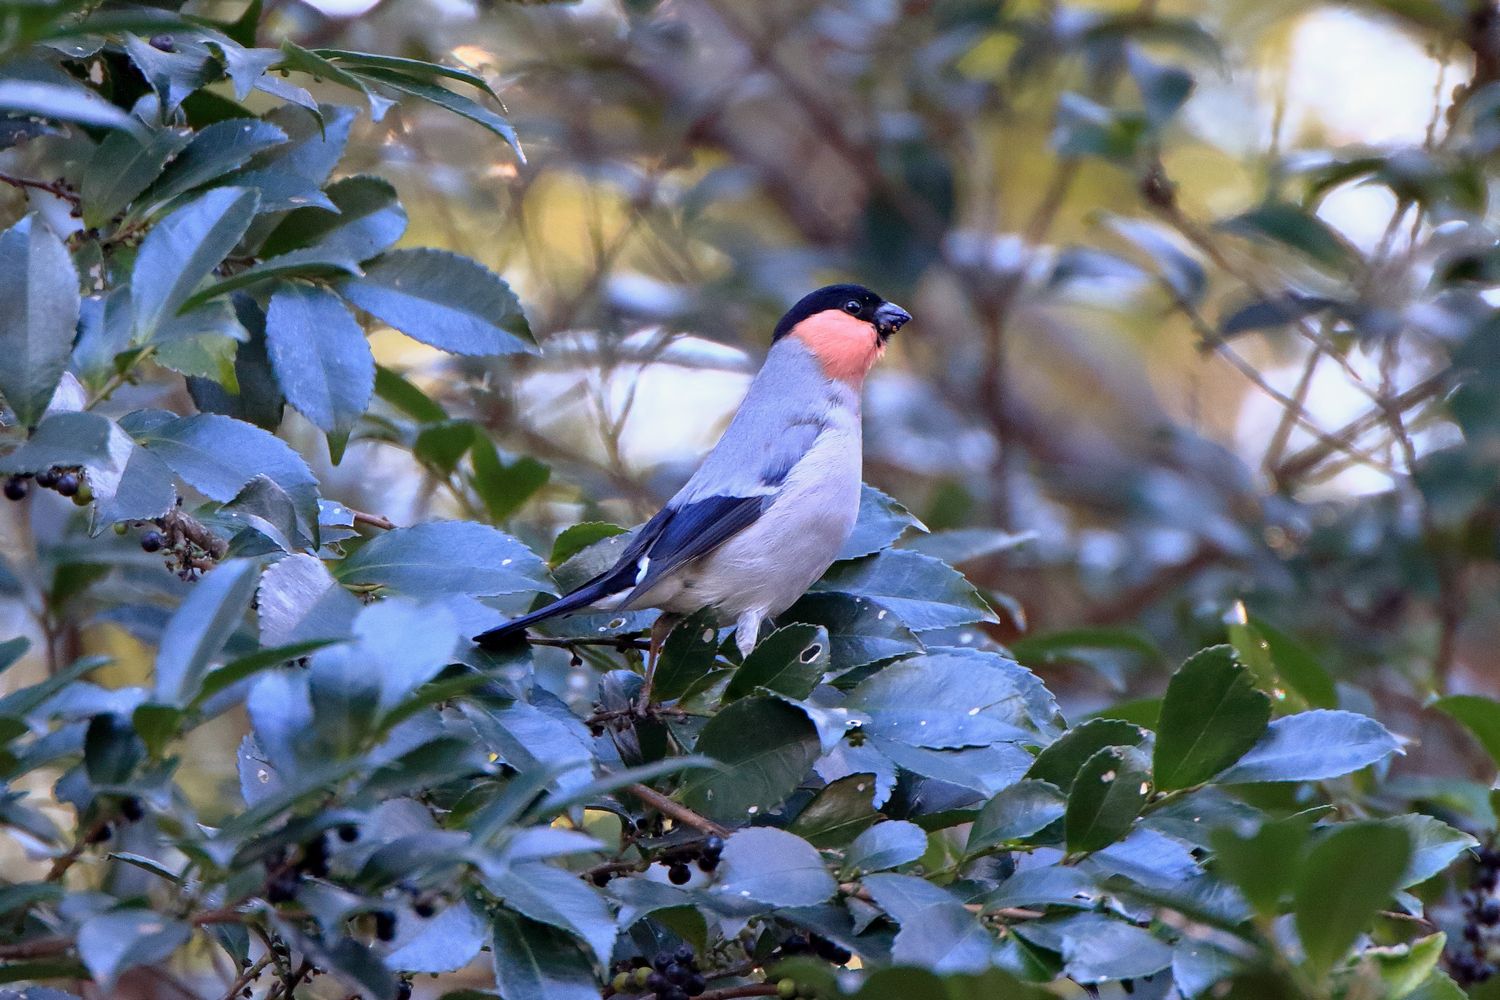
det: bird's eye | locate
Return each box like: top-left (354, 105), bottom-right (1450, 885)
top-left (843, 299), bottom-right (862, 315)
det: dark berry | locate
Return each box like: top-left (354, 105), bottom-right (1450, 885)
top-left (828, 946), bottom-right (852, 965)
top-left (374, 910), bottom-right (397, 941)
top-left (149, 33), bottom-right (175, 51)
top-left (697, 855), bottom-right (719, 873)
top-left (337, 823), bottom-right (359, 842)
top-left (781, 933), bottom-right (808, 955)
top-left (1481, 847), bottom-right (1500, 870)
top-left (1466, 922), bottom-right (1483, 942)
top-left (702, 835), bottom-right (723, 857)
top-left (647, 971), bottom-right (667, 991)
top-left (1122, 979), bottom-right (1135, 995)
top-left (141, 530), bottom-right (164, 553)
top-left (592, 870), bottom-right (611, 887)
top-left (674, 944), bottom-right (694, 965)
top-left (120, 796), bottom-right (144, 822)
top-left (663, 990), bottom-right (688, 1000)
top-left (54, 472), bottom-right (78, 496)
top-left (396, 981), bottom-right (412, 1000)
top-left (1482, 899), bottom-right (1500, 925)
top-left (414, 898), bottom-right (437, 918)
top-left (668, 862), bottom-right (691, 885)
top-left (667, 963), bottom-right (691, 985)
top-left (3, 477), bottom-right (26, 501)
top-left (685, 973), bottom-right (706, 996)
top-left (87, 821), bottom-right (112, 843)
top-left (35, 468), bottom-right (58, 489)
top-left (301, 834), bottom-right (329, 877)
top-left (652, 954), bottom-right (672, 972)
top-left (267, 871), bottom-right (298, 903)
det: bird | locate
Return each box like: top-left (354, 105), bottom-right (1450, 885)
top-left (472, 283), bottom-right (910, 665)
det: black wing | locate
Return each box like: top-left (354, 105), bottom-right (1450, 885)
top-left (472, 493), bottom-right (765, 647)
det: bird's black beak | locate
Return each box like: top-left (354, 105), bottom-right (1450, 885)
top-left (875, 301), bottom-right (911, 341)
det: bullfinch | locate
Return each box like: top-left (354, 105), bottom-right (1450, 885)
top-left (473, 283), bottom-right (910, 659)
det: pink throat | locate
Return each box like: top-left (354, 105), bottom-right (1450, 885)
top-left (791, 312), bottom-right (884, 384)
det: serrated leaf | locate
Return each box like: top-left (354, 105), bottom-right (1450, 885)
top-left (782, 592), bottom-right (923, 672)
top-left (549, 522), bottom-right (625, 566)
top-left (725, 623), bottom-right (828, 701)
top-left (335, 521), bottom-right (553, 598)
top-left (131, 187), bottom-right (260, 341)
top-left (1432, 695), bottom-right (1500, 767)
top-left (338, 248), bottom-right (533, 356)
top-left (1153, 646), bottom-right (1270, 790)
top-left (0, 215), bottom-right (79, 427)
top-left (787, 772), bottom-right (880, 847)
top-left (260, 174), bottom-right (407, 260)
top-left (142, 118), bottom-right (288, 209)
top-left (1215, 710), bottom-right (1400, 783)
top-left (490, 910), bottom-right (597, 1000)
top-left (844, 820), bottom-right (927, 875)
top-left (1065, 745), bottom-right (1151, 853)
top-left (839, 484), bottom-right (926, 560)
top-left (679, 697), bottom-right (820, 822)
top-left (485, 862), bottom-right (615, 964)
top-left (153, 559), bottom-right (259, 705)
top-left (966, 780), bottom-right (1066, 855)
top-left (81, 126), bottom-right (191, 228)
top-left (813, 549), bottom-right (996, 633)
top-left (264, 281), bottom-right (374, 446)
top-left (712, 827), bottom-right (836, 907)
top-left (862, 873), bottom-right (993, 973)
top-left (1026, 719), bottom-right (1149, 791)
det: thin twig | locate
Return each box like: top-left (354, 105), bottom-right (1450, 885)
top-left (219, 954), bottom-right (273, 1000)
top-left (625, 783), bottom-right (730, 838)
top-left (0, 172), bottom-right (79, 205)
top-left (350, 508), bottom-right (396, 530)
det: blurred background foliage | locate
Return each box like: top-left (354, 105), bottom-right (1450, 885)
top-left (41, 0), bottom-right (1486, 743)
top-left (8, 0), bottom-right (1500, 993)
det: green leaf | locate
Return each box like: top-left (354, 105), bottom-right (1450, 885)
top-left (1153, 646), bottom-right (1270, 790)
top-left (489, 910), bottom-right (600, 1000)
top-left (413, 419), bottom-right (476, 476)
top-left (839, 484), bottom-right (926, 560)
top-left (725, 623), bottom-right (828, 702)
top-left (385, 899), bottom-right (487, 974)
top-left (847, 648), bottom-right (1059, 749)
top-left (1052, 93), bottom-right (1148, 161)
top-left (984, 865), bottom-right (1095, 911)
top-left (130, 411), bottom-right (318, 517)
top-left (338, 248), bottom-right (534, 356)
top-left (782, 592), bottom-right (923, 672)
top-left (142, 118), bottom-right (288, 210)
top-left (1126, 47), bottom-right (1194, 127)
top-left (1215, 710), bottom-right (1400, 783)
top-left (84, 712), bottom-right (145, 785)
top-left (1384, 814), bottom-right (1478, 887)
top-left (1026, 718), bottom-right (1148, 791)
top-left (813, 549), bottom-right (996, 633)
top-left (1294, 822), bottom-right (1411, 976)
top-left (276, 40), bottom-right (395, 119)
top-left (844, 820), bottom-right (927, 875)
top-left (374, 364), bottom-right (447, 422)
top-left (352, 67), bottom-right (521, 157)
top-left (1374, 933), bottom-right (1448, 1000)
top-left (0, 216), bottom-right (79, 427)
top-left (153, 559), bottom-right (260, 705)
top-left (787, 772), bottom-right (880, 847)
top-left (194, 639), bottom-right (336, 706)
top-left (1065, 745), bottom-right (1151, 853)
top-left (679, 697), bottom-right (820, 822)
top-left (549, 522), bottom-right (625, 566)
top-left (1251, 617), bottom-right (1337, 709)
top-left (0, 80), bottom-right (135, 130)
top-left (1211, 815), bottom-right (1311, 918)
top-left (76, 910), bottom-right (191, 989)
top-left (264, 281), bottom-right (374, 447)
top-left (123, 33), bottom-right (222, 113)
top-left (652, 608), bottom-right (722, 703)
top-left (312, 49), bottom-right (499, 98)
top-left (1432, 695), bottom-right (1500, 767)
top-left (334, 521), bottom-right (553, 599)
top-left (485, 862), bottom-right (615, 964)
top-left (1051, 913), bottom-right (1173, 983)
top-left (711, 827), bottom-right (836, 907)
top-left (862, 873), bottom-right (994, 973)
top-left (81, 126), bottom-right (191, 228)
top-left (260, 174), bottom-right (407, 261)
top-left (1219, 202), bottom-right (1360, 272)
top-left (966, 780), bottom-right (1067, 855)
top-left (131, 186), bottom-right (260, 341)
top-left (0, 411), bottom-right (175, 528)
top-left (470, 438), bottom-right (550, 522)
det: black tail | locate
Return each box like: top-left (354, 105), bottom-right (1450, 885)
top-left (472, 577), bottom-right (622, 649)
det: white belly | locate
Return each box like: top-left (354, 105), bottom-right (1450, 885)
top-left (631, 424), bottom-right (861, 622)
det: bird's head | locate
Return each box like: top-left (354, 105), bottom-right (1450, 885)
top-left (772, 283), bottom-right (911, 384)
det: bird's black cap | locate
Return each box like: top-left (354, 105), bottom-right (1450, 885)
top-left (772, 284), bottom-right (909, 341)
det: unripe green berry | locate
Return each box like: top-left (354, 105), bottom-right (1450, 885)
top-left (612, 971), bottom-right (632, 993)
top-left (633, 967), bottom-right (653, 988)
top-left (777, 979), bottom-right (797, 1000)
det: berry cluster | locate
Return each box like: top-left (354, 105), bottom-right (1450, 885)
top-left (610, 946), bottom-right (706, 999)
top-left (775, 932), bottom-right (851, 966)
top-left (668, 834), bottom-right (724, 884)
top-left (84, 794), bottom-right (149, 845)
top-left (4, 467), bottom-right (91, 505)
top-left (266, 832), bottom-right (332, 903)
top-left (775, 978), bottom-right (820, 999)
top-left (1450, 845), bottom-right (1500, 986)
